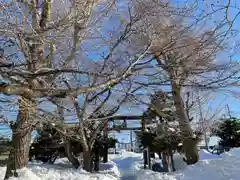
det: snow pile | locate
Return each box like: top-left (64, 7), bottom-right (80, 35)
top-left (166, 149), bottom-right (221, 172)
top-left (171, 149), bottom-right (221, 171)
top-left (136, 148), bottom-right (240, 180)
top-left (199, 149), bottom-right (221, 160)
top-left (109, 151), bottom-right (143, 177)
top-left (172, 153), bottom-right (187, 171)
top-left (99, 160), bottom-right (120, 178)
top-left (0, 158), bottom-right (119, 180)
top-left (0, 168), bottom-right (41, 180)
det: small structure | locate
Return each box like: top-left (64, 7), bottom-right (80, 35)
top-left (102, 115), bottom-right (146, 162)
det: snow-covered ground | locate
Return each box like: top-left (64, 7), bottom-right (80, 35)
top-left (109, 150), bottom-right (142, 180)
top-left (199, 149), bottom-right (221, 160)
top-left (136, 148), bottom-right (240, 180)
top-left (0, 158), bottom-right (120, 180)
top-left (1, 148), bottom-right (240, 180)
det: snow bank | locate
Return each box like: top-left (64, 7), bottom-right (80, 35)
top-left (110, 151), bottom-right (143, 177)
top-left (172, 154), bottom-right (187, 171)
top-left (0, 158), bottom-right (119, 180)
top-left (136, 148), bottom-right (240, 180)
top-left (171, 149), bottom-right (221, 171)
top-left (199, 149), bottom-right (221, 160)
top-left (99, 160), bottom-right (120, 178)
top-left (0, 168), bottom-right (41, 180)
top-left (0, 167), bottom-right (40, 180)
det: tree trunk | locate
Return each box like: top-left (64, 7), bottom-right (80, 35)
top-left (147, 147), bottom-right (151, 169)
top-left (158, 152), bottom-right (162, 159)
top-left (56, 99), bottom-right (80, 169)
top-left (5, 98), bottom-right (34, 179)
top-left (103, 144), bottom-right (108, 163)
top-left (49, 150), bottom-right (59, 164)
top-left (103, 121), bottom-right (108, 163)
top-left (4, 1), bottom-right (48, 179)
top-left (182, 138), bottom-right (199, 165)
top-left (83, 151), bottom-right (93, 172)
top-left (162, 152), bottom-right (169, 172)
top-left (169, 149), bottom-right (176, 171)
top-left (171, 81), bottom-right (199, 165)
top-left (63, 138), bottom-right (80, 169)
top-left (143, 149), bottom-right (147, 169)
top-left (94, 146), bottom-right (100, 172)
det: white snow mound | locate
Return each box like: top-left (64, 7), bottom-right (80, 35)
top-left (199, 149), bottom-right (221, 160)
top-left (137, 148), bottom-right (240, 180)
top-left (109, 151), bottom-right (143, 177)
top-left (0, 158), bottom-right (119, 180)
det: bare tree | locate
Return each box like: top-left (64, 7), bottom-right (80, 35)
top-left (1, 0), bottom-right (239, 178)
top-left (152, 30), bottom-right (220, 165)
top-left (51, 59), bottom-right (145, 171)
top-left (0, 0), bottom-right (150, 178)
top-left (123, 0), bottom-right (239, 165)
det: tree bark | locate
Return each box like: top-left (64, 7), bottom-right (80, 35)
top-left (103, 143), bottom-right (108, 163)
top-left (169, 148), bottom-right (176, 171)
top-left (56, 99), bottom-right (81, 169)
top-left (63, 138), bottom-right (80, 169)
top-left (83, 151), bottom-right (93, 172)
top-left (162, 152), bottom-right (169, 172)
top-left (5, 98), bottom-right (34, 179)
top-left (94, 146), bottom-right (100, 172)
top-left (147, 147), bottom-right (151, 169)
top-left (103, 120), bottom-right (108, 163)
top-left (143, 149), bottom-right (147, 169)
top-left (171, 80), bottom-right (199, 165)
top-left (4, 1), bottom-right (47, 178)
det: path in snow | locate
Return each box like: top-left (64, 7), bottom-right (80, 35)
top-left (109, 149), bottom-right (233, 180)
top-left (120, 175), bottom-right (137, 180)
top-left (110, 151), bottom-right (142, 180)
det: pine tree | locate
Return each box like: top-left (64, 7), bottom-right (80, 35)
top-left (137, 91), bottom-right (184, 171)
top-left (213, 117), bottom-right (240, 148)
top-left (30, 123), bottom-right (118, 167)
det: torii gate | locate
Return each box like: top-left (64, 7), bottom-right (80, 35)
top-left (102, 115), bottom-right (146, 162)
top-left (66, 115), bottom-right (149, 168)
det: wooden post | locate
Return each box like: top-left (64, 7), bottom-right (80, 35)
top-left (169, 147), bottom-right (176, 172)
top-left (130, 130), bottom-right (133, 152)
top-left (103, 119), bottom-right (108, 163)
top-left (147, 147), bottom-right (151, 169)
top-left (94, 145), bottom-right (100, 172)
top-left (162, 152), bottom-right (169, 172)
top-left (143, 148), bottom-right (147, 169)
top-left (141, 117), bottom-right (146, 132)
top-left (142, 117), bottom-right (147, 168)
